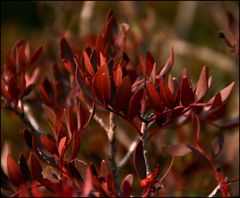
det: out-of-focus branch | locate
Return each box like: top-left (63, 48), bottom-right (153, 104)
top-left (79, 1), bottom-right (95, 38)
top-left (158, 36), bottom-right (237, 75)
top-left (117, 136), bottom-right (139, 170)
top-left (174, 1), bottom-right (197, 39)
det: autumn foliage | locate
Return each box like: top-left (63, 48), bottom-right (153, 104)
top-left (1, 9), bottom-right (239, 197)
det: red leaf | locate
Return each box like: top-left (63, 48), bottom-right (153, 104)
top-left (62, 59), bottom-right (74, 75)
top-left (195, 66), bottom-right (209, 101)
top-left (96, 34), bottom-right (105, 54)
top-left (211, 133), bottom-right (224, 158)
top-left (150, 63), bottom-right (157, 83)
top-left (66, 107), bottom-right (78, 134)
top-left (146, 52), bottom-right (155, 76)
top-left (134, 141), bottom-right (146, 179)
top-left (82, 167), bottom-right (93, 197)
top-left (93, 64), bottom-right (111, 106)
top-left (7, 154), bottom-right (25, 187)
top-left (1, 78), bottom-right (14, 102)
top-left (29, 46), bottom-right (43, 65)
top-left (114, 64), bottom-right (123, 88)
top-left (128, 87), bottom-right (144, 119)
top-left (100, 160), bottom-right (111, 178)
top-left (83, 50), bottom-right (95, 76)
top-left (193, 114), bottom-right (200, 143)
top-left (210, 93), bottom-right (222, 110)
top-left (40, 78), bottom-right (54, 105)
top-left (30, 153), bottom-right (43, 182)
top-left (159, 48), bottom-right (174, 78)
top-left (215, 82), bottom-right (235, 103)
top-left (23, 129), bottom-right (32, 149)
top-left (77, 102), bottom-right (87, 129)
top-left (120, 174), bottom-right (133, 197)
top-left (147, 81), bottom-right (163, 111)
top-left (227, 11), bottom-right (239, 43)
top-left (180, 69), bottom-right (194, 106)
top-left (19, 154), bottom-right (31, 181)
top-left (60, 37), bottom-right (76, 71)
top-left (71, 131), bottom-right (81, 160)
top-left (127, 68), bottom-right (138, 84)
top-left (58, 136), bottom-right (67, 157)
top-left (40, 135), bottom-right (58, 155)
top-left (162, 144), bottom-right (192, 156)
top-left (160, 79), bottom-right (175, 109)
top-left (115, 76), bottom-right (132, 112)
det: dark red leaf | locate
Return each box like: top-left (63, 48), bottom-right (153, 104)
top-left (71, 131), bottom-right (81, 160)
top-left (180, 69), bottom-right (194, 106)
top-left (103, 10), bottom-right (118, 45)
top-left (23, 83), bottom-right (35, 97)
top-left (19, 154), bottom-right (31, 181)
top-left (60, 37), bottom-right (76, 71)
top-left (160, 79), bottom-right (175, 109)
top-left (62, 59), bottom-right (74, 75)
top-left (128, 87), bottom-right (144, 119)
top-left (40, 135), bottom-right (58, 155)
top-left (195, 66), bottom-right (209, 101)
top-left (162, 144), bottom-right (192, 156)
top-left (7, 154), bottom-right (25, 187)
top-left (96, 34), bottom-right (105, 54)
top-left (93, 64), bottom-right (111, 106)
top-left (115, 76), bottom-right (132, 112)
top-left (76, 65), bottom-right (99, 103)
top-left (227, 11), bottom-right (239, 43)
top-left (134, 141), bottom-right (146, 179)
top-left (146, 52), bottom-right (155, 76)
top-left (120, 174), bottom-right (133, 197)
top-left (30, 153), bottom-right (43, 182)
top-left (193, 114), bottom-right (200, 143)
top-left (83, 50), bottom-right (95, 76)
top-left (211, 133), bottom-right (224, 158)
top-left (147, 81), bottom-right (163, 111)
top-left (40, 78), bottom-right (54, 105)
top-left (159, 48), bottom-right (174, 78)
top-left (127, 69), bottom-right (138, 84)
top-left (23, 129), bottom-right (32, 149)
top-left (29, 46), bottom-right (43, 65)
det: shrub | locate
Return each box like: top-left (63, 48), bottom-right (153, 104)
top-left (1, 9), bottom-right (239, 197)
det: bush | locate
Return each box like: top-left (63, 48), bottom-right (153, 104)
top-left (1, 8), bottom-right (239, 197)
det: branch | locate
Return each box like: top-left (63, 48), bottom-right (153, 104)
top-left (108, 112), bottom-right (118, 191)
top-left (141, 122), bottom-right (150, 175)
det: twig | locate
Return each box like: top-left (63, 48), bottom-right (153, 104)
top-left (141, 122), bottom-right (150, 175)
top-left (208, 177), bottom-right (228, 197)
top-left (108, 112), bottom-right (118, 191)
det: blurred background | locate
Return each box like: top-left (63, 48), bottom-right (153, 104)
top-left (1, 1), bottom-right (239, 196)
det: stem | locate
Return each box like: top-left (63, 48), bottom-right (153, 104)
top-left (108, 112), bottom-right (118, 191)
top-left (141, 122), bottom-right (150, 175)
